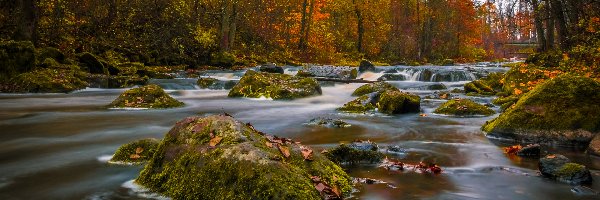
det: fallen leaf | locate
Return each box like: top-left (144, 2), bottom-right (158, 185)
top-left (265, 141), bottom-right (273, 148)
top-left (278, 145), bottom-right (290, 158)
top-left (503, 145), bottom-right (522, 155)
top-left (301, 145), bottom-right (313, 160)
top-left (209, 136), bottom-right (223, 147)
top-left (331, 185), bottom-right (341, 197)
top-left (547, 155), bottom-right (556, 159)
top-left (420, 113), bottom-right (428, 117)
top-left (135, 147), bottom-right (144, 154)
top-left (130, 154), bottom-right (141, 159)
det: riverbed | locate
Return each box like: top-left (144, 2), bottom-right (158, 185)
top-left (1, 65), bottom-right (599, 200)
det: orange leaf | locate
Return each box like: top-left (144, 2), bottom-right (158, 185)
top-left (265, 141), bottom-right (273, 148)
top-left (278, 145), bottom-right (290, 158)
top-left (135, 147), bottom-right (144, 154)
top-left (130, 154), bottom-right (141, 159)
top-left (209, 136), bottom-right (223, 147)
top-left (300, 145), bottom-right (313, 160)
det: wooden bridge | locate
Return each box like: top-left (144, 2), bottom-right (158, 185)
top-left (499, 42), bottom-right (538, 58)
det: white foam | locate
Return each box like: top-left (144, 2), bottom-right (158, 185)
top-left (122, 180), bottom-right (170, 200)
top-left (108, 107), bottom-right (150, 111)
top-left (97, 154), bottom-right (113, 163)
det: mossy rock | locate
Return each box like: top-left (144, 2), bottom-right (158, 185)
top-left (337, 94), bottom-right (377, 113)
top-left (441, 59), bottom-right (455, 66)
top-left (0, 40), bottom-right (36, 80)
top-left (377, 74), bottom-right (406, 81)
top-left (493, 95), bottom-right (521, 111)
top-left (539, 154), bottom-right (592, 185)
top-left (427, 83), bottom-right (447, 90)
top-left (465, 80), bottom-right (495, 95)
top-left (108, 84), bottom-right (184, 108)
top-left (358, 59), bottom-right (375, 72)
top-left (587, 134), bottom-right (600, 157)
top-left (296, 70), bottom-right (314, 77)
top-left (434, 99), bottom-right (494, 116)
top-left (377, 90), bottom-right (420, 114)
top-left (210, 52), bottom-right (236, 68)
top-left (483, 74), bottom-right (600, 146)
top-left (352, 82), bottom-right (398, 96)
top-left (110, 138), bottom-right (160, 164)
top-left (136, 114), bottom-right (352, 199)
top-left (324, 142), bottom-right (384, 164)
top-left (37, 47), bottom-right (65, 64)
top-left (197, 77), bottom-right (218, 88)
top-left (78, 52), bottom-right (106, 74)
top-left (3, 68), bottom-right (88, 93)
top-left (228, 70), bottom-right (322, 100)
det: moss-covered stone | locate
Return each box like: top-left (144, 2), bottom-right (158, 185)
top-left (228, 70), bottom-right (322, 100)
top-left (324, 141), bottom-right (384, 164)
top-left (108, 84), bottom-right (184, 108)
top-left (197, 77), bottom-right (218, 88)
top-left (37, 47), bottom-right (66, 64)
top-left (587, 134), bottom-right (600, 157)
top-left (78, 52), bottom-right (106, 74)
top-left (0, 40), bottom-right (36, 80)
top-left (3, 68), bottom-right (88, 93)
top-left (377, 74), bottom-right (406, 81)
top-left (110, 138), bottom-right (160, 164)
top-left (493, 95), bottom-right (521, 111)
top-left (427, 83), bottom-right (447, 90)
top-left (377, 90), bottom-right (420, 114)
top-left (539, 154), bottom-right (592, 185)
top-left (483, 74), bottom-right (600, 146)
top-left (136, 114), bottom-right (352, 199)
top-left (464, 72), bottom-right (504, 96)
top-left (337, 94), bottom-right (377, 113)
top-left (358, 59), bottom-right (375, 72)
top-left (434, 99), bottom-right (495, 116)
top-left (352, 82), bottom-right (398, 96)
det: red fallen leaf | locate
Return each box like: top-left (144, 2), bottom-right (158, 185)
top-left (135, 147), bottom-right (144, 154)
top-left (420, 113), bottom-right (428, 117)
top-left (315, 182), bottom-right (326, 193)
top-left (209, 136), bottom-right (223, 147)
top-left (429, 164), bottom-right (442, 174)
top-left (130, 154), bottom-right (141, 159)
top-left (331, 185), bottom-right (341, 197)
top-left (300, 145), bottom-right (313, 160)
top-left (278, 145), bottom-right (290, 158)
top-left (265, 141), bottom-right (273, 148)
top-left (547, 155), bottom-right (556, 159)
top-left (503, 145), bottom-right (522, 155)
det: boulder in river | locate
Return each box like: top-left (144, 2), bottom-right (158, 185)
top-left (359, 59), bottom-right (376, 72)
top-left (464, 72), bottom-right (504, 96)
top-left (303, 65), bottom-right (358, 79)
top-left (259, 63), bottom-right (284, 74)
top-left (352, 82), bottom-right (398, 96)
top-left (377, 74), bottom-right (406, 81)
top-left (228, 70), bottom-right (322, 100)
top-left (337, 93), bottom-right (378, 113)
top-left (377, 90), bottom-right (421, 114)
top-left (306, 117), bottom-right (351, 128)
top-left (483, 74), bottom-right (600, 146)
top-left (434, 99), bottom-right (494, 116)
top-left (4, 68), bottom-right (88, 93)
top-left (324, 140), bottom-right (384, 164)
top-left (110, 138), bottom-right (160, 164)
top-left (539, 154), bottom-right (592, 185)
top-left (197, 77), bottom-right (218, 88)
top-left (427, 83), bottom-right (447, 90)
top-left (586, 134), bottom-right (600, 157)
top-left (135, 114), bottom-right (352, 199)
top-left (78, 52), bottom-right (106, 74)
top-left (108, 84), bottom-right (184, 108)
top-left (0, 40), bottom-right (36, 78)
top-left (516, 144), bottom-right (541, 157)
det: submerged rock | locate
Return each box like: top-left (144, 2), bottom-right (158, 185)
top-left (324, 140), bottom-right (384, 164)
top-left (539, 154), bottom-right (592, 185)
top-left (259, 63), bottom-right (284, 74)
top-left (306, 117), bottom-right (351, 128)
top-left (359, 59), bottom-right (376, 72)
top-left (110, 138), bottom-right (160, 164)
top-left (517, 144), bottom-right (541, 157)
top-left (197, 77), bottom-right (218, 88)
top-left (377, 90), bottom-right (421, 114)
top-left (352, 82), bottom-right (398, 96)
top-left (228, 70), bottom-right (322, 100)
top-left (483, 74), bottom-right (600, 146)
top-left (108, 84), bottom-right (184, 108)
top-left (377, 74), bottom-right (406, 81)
top-left (434, 99), bottom-right (494, 116)
top-left (587, 134), bottom-right (600, 157)
top-left (303, 65), bottom-right (357, 79)
top-left (135, 114), bottom-right (352, 199)
top-left (427, 83), bottom-right (447, 90)
top-left (424, 91), bottom-right (453, 100)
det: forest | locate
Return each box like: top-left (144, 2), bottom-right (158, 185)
top-left (1, 0), bottom-right (600, 200)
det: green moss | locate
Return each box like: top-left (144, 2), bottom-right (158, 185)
top-left (108, 84), bottom-right (184, 108)
top-left (3, 68), bottom-right (88, 93)
top-left (296, 70), bottom-right (314, 77)
top-left (352, 82), bottom-right (398, 96)
top-left (78, 52), bottom-right (106, 74)
top-left (350, 68), bottom-right (358, 79)
top-left (197, 77), bottom-right (218, 88)
top-left (0, 40), bottom-right (36, 80)
top-left (434, 99), bottom-right (494, 116)
top-left (493, 95), bottom-right (521, 111)
top-left (464, 72), bottom-right (504, 96)
top-left (110, 138), bottom-right (160, 164)
top-left (377, 90), bottom-right (420, 114)
top-left (337, 94), bottom-right (376, 113)
top-left (228, 70), bottom-right (322, 100)
top-left (483, 74), bottom-right (600, 145)
top-left (37, 47), bottom-right (65, 64)
top-left (135, 115), bottom-right (352, 199)
top-left (556, 163), bottom-right (586, 177)
top-left (323, 144), bottom-right (384, 164)
top-left (210, 51), bottom-right (236, 68)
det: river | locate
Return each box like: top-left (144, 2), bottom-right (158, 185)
top-left (0, 64), bottom-right (599, 200)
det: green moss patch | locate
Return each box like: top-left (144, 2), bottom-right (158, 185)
top-left (324, 143), bottom-right (384, 164)
top-left (464, 72), bottom-right (504, 96)
top-left (0, 40), bottom-right (36, 80)
top-left (228, 70), bottom-right (322, 100)
top-left (110, 138), bottom-right (160, 164)
top-left (135, 114), bottom-right (352, 199)
top-left (337, 94), bottom-right (377, 113)
top-left (197, 77), bottom-right (218, 88)
top-left (352, 82), bottom-right (398, 96)
top-left (2, 68), bottom-right (88, 93)
top-left (108, 84), bottom-right (184, 108)
top-left (483, 74), bottom-right (600, 146)
top-left (434, 99), bottom-right (494, 116)
top-left (377, 90), bottom-right (420, 114)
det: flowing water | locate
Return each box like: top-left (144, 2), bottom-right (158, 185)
top-left (1, 64), bottom-right (599, 200)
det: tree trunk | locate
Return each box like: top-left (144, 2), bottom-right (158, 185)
top-left (551, 0), bottom-right (568, 49)
top-left (545, 0), bottom-right (555, 49)
top-left (298, 0), bottom-right (309, 49)
top-left (353, 0), bottom-right (364, 53)
top-left (219, 0), bottom-right (230, 52)
top-left (532, 0), bottom-right (547, 51)
top-left (228, 2), bottom-right (237, 49)
top-left (14, 0), bottom-right (38, 43)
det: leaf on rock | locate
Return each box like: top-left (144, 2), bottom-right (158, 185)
top-left (209, 136), bottom-right (223, 147)
top-left (278, 145), bottom-right (290, 158)
top-left (130, 154), bottom-right (141, 159)
top-left (265, 141), bottom-right (273, 148)
top-left (300, 145), bottom-right (313, 160)
top-left (135, 147), bottom-right (144, 154)
top-left (503, 145), bottom-right (522, 155)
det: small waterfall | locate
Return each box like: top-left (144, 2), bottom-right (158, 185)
top-left (390, 66), bottom-right (478, 82)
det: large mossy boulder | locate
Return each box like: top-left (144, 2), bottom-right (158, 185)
top-left (108, 84), bottom-right (184, 108)
top-left (0, 40), bottom-right (36, 79)
top-left (539, 154), bottom-right (592, 185)
top-left (37, 47), bottom-right (66, 64)
top-left (377, 90), bottom-right (420, 114)
top-left (358, 59), bottom-right (375, 72)
top-left (197, 77), bottom-right (218, 88)
top-left (465, 72), bottom-right (504, 96)
top-left (110, 138), bottom-right (160, 164)
top-left (259, 63), bottom-right (284, 74)
top-left (337, 93), bottom-right (378, 113)
top-left (324, 140), bottom-right (384, 164)
top-left (136, 114), bottom-right (352, 199)
top-left (228, 70), bottom-right (322, 100)
top-left (4, 68), bottom-right (88, 93)
top-left (483, 74), bottom-right (600, 146)
top-left (78, 52), bottom-right (106, 74)
top-left (352, 81), bottom-right (398, 96)
top-left (434, 99), bottom-right (494, 116)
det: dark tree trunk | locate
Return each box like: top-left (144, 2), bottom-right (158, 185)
top-left (14, 0), bottom-right (38, 43)
top-left (551, 0), bottom-right (568, 49)
top-left (298, 0), bottom-right (309, 49)
top-left (354, 1), bottom-right (364, 53)
top-left (532, 0), bottom-right (547, 51)
top-left (545, 0), bottom-right (555, 49)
